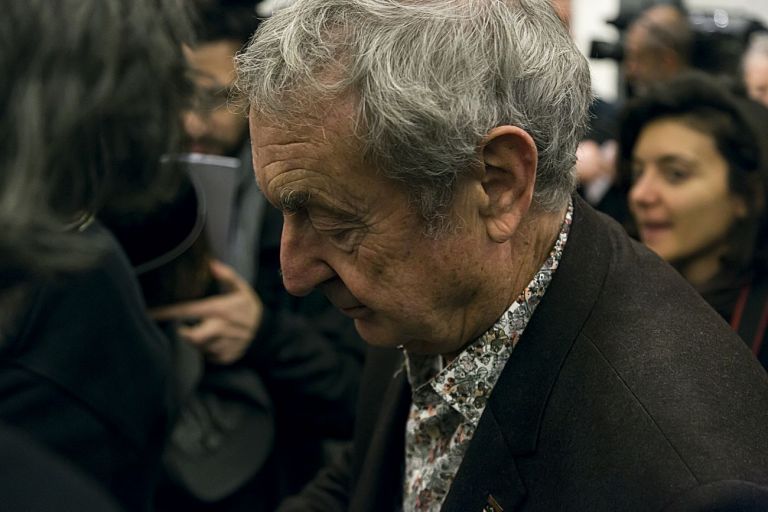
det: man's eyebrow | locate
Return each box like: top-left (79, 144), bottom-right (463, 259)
top-left (279, 189), bottom-right (311, 213)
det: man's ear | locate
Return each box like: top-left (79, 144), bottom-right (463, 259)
top-left (479, 125), bottom-right (538, 243)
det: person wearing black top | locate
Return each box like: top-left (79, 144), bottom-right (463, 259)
top-left (0, 0), bottom-right (191, 509)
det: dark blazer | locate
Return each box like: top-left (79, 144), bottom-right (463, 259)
top-left (0, 423), bottom-right (122, 512)
top-left (0, 222), bottom-right (173, 512)
top-left (279, 196), bottom-right (768, 511)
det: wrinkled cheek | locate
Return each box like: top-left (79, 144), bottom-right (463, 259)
top-left (372, 276), bottom-right (430, 331)
top-left (353, 246), bottom-right (449, 328)
top-left (367, 254), bottom-right (388, 279)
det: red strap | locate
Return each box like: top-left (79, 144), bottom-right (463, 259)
top-left (751, 301), bottom-right (768, 356)
top-left (730, 284), bottom-right (751, 332)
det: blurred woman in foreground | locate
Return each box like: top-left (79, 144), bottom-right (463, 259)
top-left (0, 0), bottom-right (191, 509)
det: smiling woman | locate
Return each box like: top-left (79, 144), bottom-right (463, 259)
top-left (619, 72), bottom-right (768, 368)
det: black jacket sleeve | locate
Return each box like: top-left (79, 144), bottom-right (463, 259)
top-left (242, 303), bottom-right (364, 437)
top-left (276, 443), bottom-right (354, 512)
top-left (0, 223), bottom-right (173, 512)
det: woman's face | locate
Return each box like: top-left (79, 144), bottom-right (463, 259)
top-left (628, 118), bottom-right (746, 269)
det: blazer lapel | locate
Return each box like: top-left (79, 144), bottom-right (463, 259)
top-left (443, 196), bottom-right (612, 511)
top-left (351, 348), bottom-right (412, 512)
top-left (441, 407), bottom-right (526, 512)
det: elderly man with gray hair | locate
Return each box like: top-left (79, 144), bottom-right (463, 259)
top-left (236, 0), bottom-right (768, 510)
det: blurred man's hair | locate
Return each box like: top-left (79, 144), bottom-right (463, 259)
top-left (190, 0), bottom-right (263, 45)
top-left (633, 4), bottom-right (693, 64)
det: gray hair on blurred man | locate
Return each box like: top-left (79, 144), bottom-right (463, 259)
top-left (236, 1), bottom-right (768, 510)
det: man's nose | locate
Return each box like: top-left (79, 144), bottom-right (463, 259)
top-left (623, 55), bottom-right (641, 86)
top-left (279, 216), bottom-right (336, 296)
top-left (182, 110), bottom-right (208, 140)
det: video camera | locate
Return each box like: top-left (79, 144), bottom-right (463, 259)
top-left (589, 0), bottom-right (767, 78)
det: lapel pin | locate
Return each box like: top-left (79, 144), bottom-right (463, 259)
top-left (485, 494), bottom-right (503, 512)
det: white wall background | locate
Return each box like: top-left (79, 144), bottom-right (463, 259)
top-left (571, 0), bottom-right (768, 101)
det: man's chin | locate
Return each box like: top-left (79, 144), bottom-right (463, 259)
top-left (352, 317), bottom-right (406, 350)
top-left (187, 144), bottom-right (222, 156)
top-left (338, 305), bottom-right (372, 320)
top-left (353, 320), bottom-right (437, 355)
top-left (355, 321), bottom-right (468, 358)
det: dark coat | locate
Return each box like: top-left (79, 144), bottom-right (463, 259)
top-left (697, 270), bottom-right (768, 373)
top-left (242, 202), bottom-right (365, 501)
top-left (0, 423), bottom-right (122, 511)
top-left (279, 196), bottom-right (768, 511)
top-left (0, 222), bottom-right (173, 512)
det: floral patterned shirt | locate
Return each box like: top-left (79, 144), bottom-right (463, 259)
top-left (402, 201), bottom-right (573, 511)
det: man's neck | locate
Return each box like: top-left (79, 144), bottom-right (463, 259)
top-left (504, 206), bottom-right (569, 302)
top-left (441, 204), bottom-right (570, 364)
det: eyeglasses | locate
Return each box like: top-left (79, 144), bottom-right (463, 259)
top-left (189, 84), bottom-right (234, 113)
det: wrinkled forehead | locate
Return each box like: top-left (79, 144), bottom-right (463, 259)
top-left (249, 93), bottom-right (360, 147)
top-left (251, 90), bottom-right (363, 145)
top-left (248, 97), bottom-right (365, 185)
top-left (247, 108), bottom-right (396, 228)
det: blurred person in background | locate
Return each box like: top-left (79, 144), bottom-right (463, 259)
top-left (575, 4), bottom-right (695, 228)
top-left (743, 32), bottom-right (768, 108)
top-left (151, 1), bottom-right (365, 510)
top-left (548, 0), bottom-right (625, 224)
top-left (0, 0), bottom-right (191, 509)
top-left (624, 4), bottom-right (693, 98)
top-left (622, 72), bottom-right (768, 369)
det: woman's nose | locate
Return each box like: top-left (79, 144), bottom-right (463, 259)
top-left (629, 170), bottom-right (660, 208)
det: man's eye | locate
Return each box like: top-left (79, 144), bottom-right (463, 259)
top-left (318, 226), bottom-right (361, 252)
top-left (325, 228), bottom-right (356, 246)
top-left (329, 229), bottom-right (351, 241)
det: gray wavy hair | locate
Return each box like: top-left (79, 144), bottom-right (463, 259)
top-left (236, 0), bottom-right (591, 232)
